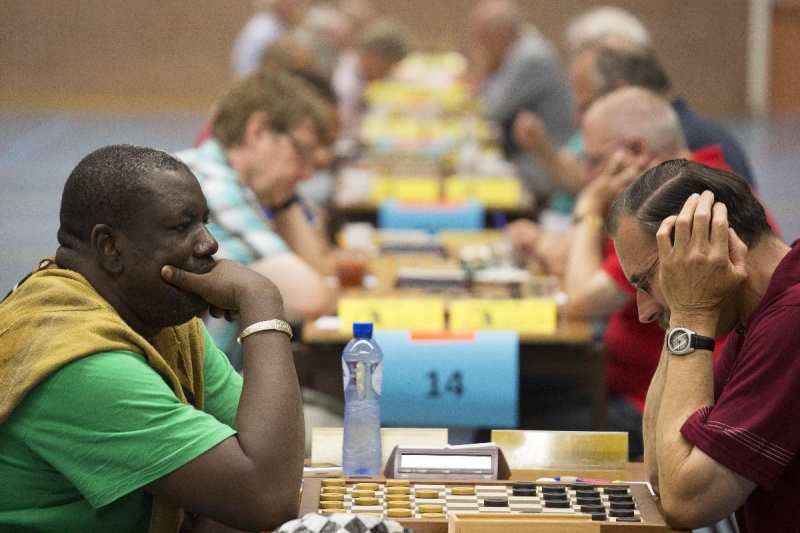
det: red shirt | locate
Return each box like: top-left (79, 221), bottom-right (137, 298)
top-left (681, 240), bottom-right (800, 533)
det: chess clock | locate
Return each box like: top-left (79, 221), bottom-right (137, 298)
top-left (384, 445), bottom-right (510, 480)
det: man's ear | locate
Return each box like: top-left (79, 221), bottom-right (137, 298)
top-left (242, 111), bottom-right (270, 146)
top-left (91, 224), bottom-right (123, 275)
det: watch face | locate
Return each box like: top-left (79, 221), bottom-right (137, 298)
top-left (669, 329), bottom-right (691, 353)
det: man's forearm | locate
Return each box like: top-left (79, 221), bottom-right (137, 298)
top-left (655, 314), bottom-right (717, 505)
top-left (272, 202), bottom-right (334, 276)
top-left (643, 345), bottom-right (669, 491)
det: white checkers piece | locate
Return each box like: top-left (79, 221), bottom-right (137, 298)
top-left (237, 319), bottom-right (293, 344)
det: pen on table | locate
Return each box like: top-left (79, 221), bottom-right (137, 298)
top-left (554, 476), bottom-right (623, 484)
top-left (491, 209), bottom-right (508, 230)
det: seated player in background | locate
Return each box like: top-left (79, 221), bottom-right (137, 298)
top-left (332, 18), bottom-right (411, 147)
top-left (176, 70), bottom-right (337, 365)
top-left (512, 42), bottom-right (756, 207)
top-left (511, 87), bottom-right (776, 458)
top-left (0, 145), bottom-right (304, 532)
top-left (469, 0), bottom-right (576, 204)
top-left (609, 160), bottom-right (797, 532)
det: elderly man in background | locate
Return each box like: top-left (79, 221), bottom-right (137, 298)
top-left (232, 0), bottom-right (311, 78)
top-left (176, 70), bottom-right (335, 364)
top-left (332, 18), bottom-right (411, 147)
top-left (470, 0), bottom-right (576, 203)
top-left (514, 42), bottom-right (756, 201)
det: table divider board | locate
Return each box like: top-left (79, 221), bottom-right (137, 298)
top-left (374, 330), bottom-right (519, 428)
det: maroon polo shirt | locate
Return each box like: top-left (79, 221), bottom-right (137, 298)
top-left (681, 239), bottom-right (800, 533)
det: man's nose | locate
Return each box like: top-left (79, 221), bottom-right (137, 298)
top-left (637, 291), bottom-right (663, 324)
top-left (196, 225), bottom-right (219, 257)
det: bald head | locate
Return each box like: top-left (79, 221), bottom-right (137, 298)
top-left (472, 0), bottom-right (522, 68)
top-left (583, 87), bottom-right (687, 177)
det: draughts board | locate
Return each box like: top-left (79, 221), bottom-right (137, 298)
top-left (298, 479), bottom-right (668, 532)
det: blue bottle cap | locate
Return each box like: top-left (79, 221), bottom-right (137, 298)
top-left (352, 322), bottom-right (373, 338)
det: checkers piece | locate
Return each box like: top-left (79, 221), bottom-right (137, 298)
top-left (544, 499), bottom-right (571, 509)
top-left (321, 478), bottom-right (346, 487)
top-left (354, 483), bottom-right (381, 491)
top-left (322, 486), bottom-right (347, 494)
top-left (604, 486), bottom-right (629, 495)
top-left (356, 513), bottom-right (383, 518)
top-left (575, 489), bottom-right (600, 498)
top-left (320, 508), bottom-right (346, 514)
top-left (385, 494), bottom-right (410, 502)
top-left (386, 508), bottom-right (413, 518)
top-left (576, 496), bottom-right (602, 506)
top-left (421, 513), bottom-right (447, 519)
top-left (387, 486), bottom-right (411, 495)
top-left (570, 483), bottom-right (594, 490)
top-left (512, 488), bottom-right (537, 497)
top-left (615, 517), bottom-right (643, 522)
top-left (609, 493), bottom-right (634, 503)
top-left (415, 489), bottom-right (440, 499)
top-left (387, 501), bottom-right (411, 509)
top-left (512, 481), bottom-right (537, 490)
top-left (609, 508), bottom-right (635, 518)
top-left (320, 493), bottom-right (345, 502)
top-left (610, 501), bottom-right (636, 510)
top-left (351, 490), bottom-right (375, 498)
top-left (353, 497), bottom-right (380, 506)
top-left (386, 479), bottom-right (411, 487)
top-left (542, 492), bottom-right (569, 502)
top-left (541, 486), bottom-right (567, 494)
top-left (319, 501), bottom-right (344, 509)
top-left (483, 498), bottom-right (510, 507)
top-left (591, 513), bottom-right (608, 521)
top-left (451, 486), bottom-right (476, 496)
top-left (581, 504), bottom-right (606, 514)
top-left (417, 504), bottom-right (444, 514)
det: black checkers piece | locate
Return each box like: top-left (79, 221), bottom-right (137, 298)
top-left (615, 517), bottom-right (643, 522)
top-left (603, 486), bottom-right (629, 495)
top-left (512, 488), bottom-right (537, 497)
top-left (581, 504), bottom-right (606, 514)
top-left (591, 513), bottom-right (608, 521)
top-left (576, 496), bottom-right (602, 506)
top-left (544, 500), bottom-right (571, 509)
top-left (483, 498), bottom-right (509, 507)
top-left (610, 501), bottom-right (636, 510)
top-left (512, 481), bottom-right (536, 490)
top-left (570, 483), bottom-right (594, 491)
top-left (542, 492), bottom-right (569, 502)
top-left (609, 508), bottom-right (635, 518)
top-left (608, 493), bottom-right (634, 503)
top-left (575, 489), bottom-right (600, 498)
top-left (541, 486), bottom-right (566, 494)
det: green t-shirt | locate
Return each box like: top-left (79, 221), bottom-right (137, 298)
top-left (0, 326), bottom-right (243, 532)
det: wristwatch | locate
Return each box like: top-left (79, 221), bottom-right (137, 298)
top-left (666, 326), bottom-right (715, 355)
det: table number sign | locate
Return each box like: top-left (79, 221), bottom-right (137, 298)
top-left (374, 330), bottom-right (518, 428)
top-left (449, 299), bottom-right (557, 335)
top-left (338, 298), bottom-right (446, 333)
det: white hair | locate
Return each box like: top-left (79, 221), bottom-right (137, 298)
top-left (566, 6), bottom-right (651, 55)
top-left (587, 87), bottom-right (686, 158)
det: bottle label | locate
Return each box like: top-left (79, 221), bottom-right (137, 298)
top-left (372, 361), bottom-right (383, 396)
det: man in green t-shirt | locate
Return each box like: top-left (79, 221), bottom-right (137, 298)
top-left (0, 145), bottom-right (305, 532)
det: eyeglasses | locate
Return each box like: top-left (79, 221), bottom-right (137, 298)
top-left (287, 135), bottom-right (314, 164)
top-left (631, 257), bottom-right (659, 294)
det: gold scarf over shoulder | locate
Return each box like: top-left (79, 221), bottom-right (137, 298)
top-left (0, 262), bottom-right (206, 533)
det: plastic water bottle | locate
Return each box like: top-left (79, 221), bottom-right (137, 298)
top-left (342, 322), bottom-right (383, 475)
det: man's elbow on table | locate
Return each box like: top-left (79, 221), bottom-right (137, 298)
top-left (659, 449), bottom-right (755, 530)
